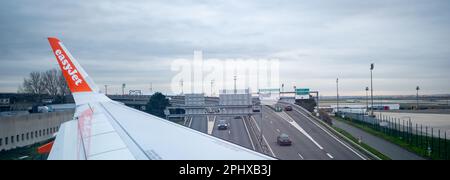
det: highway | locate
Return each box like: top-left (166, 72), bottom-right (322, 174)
top-left (185, 103), bottom-right (367, 160)
top-left (188, 115), bottom-right (255, 151)
top-left (211, 116), bottom-right (255, 150)
top-left (257, 104), bottom-right (367, 160)
top-left (189, 116), bottom-right (207, 133)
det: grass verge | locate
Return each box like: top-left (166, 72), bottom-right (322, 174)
top-left (0, 139), bottom-right (53, 160)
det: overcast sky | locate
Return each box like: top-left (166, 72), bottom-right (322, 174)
top-left (1, 0), bottom-right (449, 96)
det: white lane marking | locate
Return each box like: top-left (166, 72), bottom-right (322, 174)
top-left (242, 116), bottom-right (256, 150)
top-left (183, 117), bottom-right (189, 127)
top-left (270, 121), bottom-right (273, 124)
top-left (298, 153), bottom-right (304, 160)
top-left (262, 135), bottom-right (276, 158)
top-left (251, 114), bottom-right (276, 158)
top-left (251, 116), bottom-right (261, 132)
top-left (275, 111), bottom-right (324, 150)
top-left (290, 104), bottom-right (367, 160)
top-left (276, 129), bottom-right (280, 133)
top-left (188, 117), bottom-right (193, 127)
top-left (228, 130), bottom-right (231, 134)
top-left (327, 153), bottom-right (334, 159)
top-left (207, 116), bottom-right (216, 135)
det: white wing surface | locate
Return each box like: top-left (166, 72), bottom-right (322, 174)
top-left (47, 37), bottom-right (274, 160)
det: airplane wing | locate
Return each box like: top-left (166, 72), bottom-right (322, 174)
top-left (46, 37), bottom-right (274, 160)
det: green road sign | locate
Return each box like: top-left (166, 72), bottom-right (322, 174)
top-left (295, 88), bottom-right (310, 95)
top-left (275, 106), bottom-right (283, 112)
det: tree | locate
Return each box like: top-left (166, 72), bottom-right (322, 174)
top-left (146, 92), bottom-right (170, 118)
top-left (56, 69), bottom-right (71, 102)
top-left (21, 71), bottom-right (45, 95)
top-left (19, 68), bottom-right (71, 103)
top-left (42, 69), bottom-right (59, 96)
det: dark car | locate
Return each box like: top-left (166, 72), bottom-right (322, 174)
top-left (277, 133), bottom-right (292, 146)
top-left (217, 120), bottom-right (229, 130)
top-left (284, 106), bottom-right (293, 111)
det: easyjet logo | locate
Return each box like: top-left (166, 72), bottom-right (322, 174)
top-left (55, 49), bottom-right (83, 86)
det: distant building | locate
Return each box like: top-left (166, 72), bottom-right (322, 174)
top-left (331, 104), bottom-right (400, 113)
top-left (0, 93), bottom-right (74, 112)
top-left (107, 95), bottom-right (151, 111)
top-left (0, 110), bottom-right (73, 151)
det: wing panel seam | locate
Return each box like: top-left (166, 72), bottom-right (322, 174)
top-left (99, 102), bottom-right (151, 160)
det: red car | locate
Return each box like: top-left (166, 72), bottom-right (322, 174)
top-left (284, 106), bottom-right (293, 111)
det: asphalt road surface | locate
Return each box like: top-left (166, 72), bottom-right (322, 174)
top-left (258, 104), bottom-right (366, 160)
top-left (211, 116), bottom-right (254, 150)
top-left (189, 116), bottom-right (207, 133)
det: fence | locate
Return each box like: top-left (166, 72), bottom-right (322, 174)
top-left (338, 112), bottom-right (449, 160)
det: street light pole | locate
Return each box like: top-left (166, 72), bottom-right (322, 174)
top-left (234, 76), bottom-right (237, 94)
top-left (416, 86), bottom-right (420, 110)
top-left (180, 79), bottom-right (184, 95)
top-left (336, 78), bottom-right (339, 114)
top-left (365, 87), bottom-right (369, 114)
top-left (370, 63), bottom-right (374, 116)
top-left (122, 83), bottom-right (126, 95)
top-left (150, 82), bottom-right (153, 94)
top-left (211, 80), bottom-right (214, 97)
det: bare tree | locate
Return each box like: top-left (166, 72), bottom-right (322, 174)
top-left (22, 71), bottom-right (45, 95)
top-left (43, 69), bottom-right (59, 96)
top-left (19, 68), bottom-right (71, 103)
top-left (57, 70), bottom-right (71, 102)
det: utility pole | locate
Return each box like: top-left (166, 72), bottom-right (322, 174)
top-left (104, 85), bottom-right (108, 95)
top-left (180, 79), bottom-right (184, 95)
top-left (150, 83), bottom-right (153, 94)
top-left (210, 80), bottom-right (214, 97)
top-left (122, 83), bottom-right (126, 95)
top-left (370, 63), bottom-right (374, 116)
top-left (365, 87), bottom-right (369, 114)
top-left (336, 78), bottom-right (339, 114)
top-left (234, 75), bottom-right (237, 94)
top-left (416, 86), bottom-right (420, 110)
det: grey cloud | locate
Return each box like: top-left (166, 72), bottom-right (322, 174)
top-left (0, 0), bottom-right (449, 95)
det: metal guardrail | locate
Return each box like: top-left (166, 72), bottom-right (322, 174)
top-left (339, 111), bottom-right (450, 159)
top-left (245, 116), bottom-right (273, 157)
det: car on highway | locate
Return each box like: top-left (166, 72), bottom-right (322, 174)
top-left (217, 120), bottom-right (229, 130)
top-left (277, 133), bottom-right (292, 146)
top-left (284, 106), bottom-right (293, 111)
top-left (252, 106), bottom-right (261, 112)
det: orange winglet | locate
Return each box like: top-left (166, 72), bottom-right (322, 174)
top-left (48, 37), bottom-right (92, 93)
top-left (37, 141), bottom-right (54, 154)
